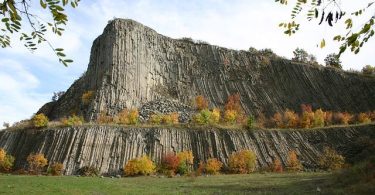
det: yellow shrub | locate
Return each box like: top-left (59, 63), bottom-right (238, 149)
top-left (124, 155), bottom-right (156, 176)
top-left (61, 115), bottom-right (84, 126)
top-left (162, 113), bottom-right (179, 125)
top-left (300, 111), bottom-right (314, 128)
top-left (149, 114), bottom-right (162, 125)
top-left (116, 109), bottom-right (139, 125)
top-left (358, 113), bottom-right (371, 124)
top-left (286, 150), bottom-right (302, 172)
top-left (177, 151), bottom-right (194, 165)
top-left (82, 91), bottom-right (94, 105)
top-left (312, 109), bottom-right (325, 128)
top-left (228, 150), bottom-right (257, 174)
top-left (27, 153), bottom-right (48, 174)
top-left (210, 108), bottom-right (221, 124)
top-left (205, 158), bottom-right (223, 175)
top-left (224, 110), bottom-right (237, 124)
top-left (318, 147), bottom-right (345, 171)
top-left (49, 163), bottom-right (64, 176)
top-left (0, 148), bottom-right (15, 173)
top-left (32, 114), bottom-right (49, 128)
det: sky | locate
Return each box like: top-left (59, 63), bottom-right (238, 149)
top-left (0, 0), bottom-right (374, 127)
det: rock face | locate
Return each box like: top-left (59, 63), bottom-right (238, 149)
top-left (38, 19), bottom-right (375, 121)
top-left (0, 125), bottom-right (374, 175)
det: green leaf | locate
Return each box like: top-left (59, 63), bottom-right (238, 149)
top-left (320, 39), bottom-right (325, 48)
top-left (40, 0), bottom-right (47, 9)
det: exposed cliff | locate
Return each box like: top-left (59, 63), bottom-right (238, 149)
top-left (37, 19), bottom-right (375, 121)
top-left (1, 124), bottom-right (373, 175)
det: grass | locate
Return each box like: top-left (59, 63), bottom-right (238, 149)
top-left (0, 172), bottom-right (346, 195)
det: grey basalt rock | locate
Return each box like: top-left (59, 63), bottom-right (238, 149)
top-left (37, 18), bottom-right (375, 121)
top-left (0, 124), bottom-right (374, 175)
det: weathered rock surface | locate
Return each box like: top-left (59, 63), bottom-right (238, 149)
top-left (1, 124), bottom-right (373, 175)
top-left (38, 19), bottom-right (375, 121)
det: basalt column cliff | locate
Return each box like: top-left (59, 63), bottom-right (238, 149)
top-left (38, 19), bottom-right (375, 121)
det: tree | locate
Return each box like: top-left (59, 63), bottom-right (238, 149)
top-left (276, 0), bottom-right (375, 57)
top-left (0, 0), bottom-right (80, 66)
top-left (324, 53), bottom-right (342, 69)
top-left (52, 91), bottom-right (65, 102)
top-left (292, 48), bottom-right (309, 63)
top-left (362, 65), bottom-right (375, 75)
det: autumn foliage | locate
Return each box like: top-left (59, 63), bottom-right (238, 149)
top-left (228, 150), bottom-right (257, 174)
top-left (286, 150), bottom-right (302, 172)
top-left (224, 93), bottom-right (245, 124)
top-left (205, 158), bottom-right (223, 175)
top-left (81, 91), bottom-right (94, 105)
top-left (124, 155), bottom-right (156, 176)
top-left (0, 148), bottom-right (14, 173)
top-left (271, 158), bottom-right (283, 173)
top-left (27, 153), bottom-right (48, 174)
top-left (32, 114), bottom-right (49, 128)
top-left (161, 153), bottom-right (180, 174)
top-left (318, 147), bottom-right (345, 171)
top-left (49, 162), bottom-right (64, 176)
top-left (195, 95), bottom-right (208, 110)
top-left (116, 109), bottom-right (139, 125)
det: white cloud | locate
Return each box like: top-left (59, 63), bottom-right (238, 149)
top-left (0, 60), bottom-right (49, 128)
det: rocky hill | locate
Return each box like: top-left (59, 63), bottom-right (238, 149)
top-left (37, 19), bottom-right (375, 121)
top-left (1, 125), bottom-right (373, 175)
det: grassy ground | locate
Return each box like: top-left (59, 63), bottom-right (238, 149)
top-left (0, 172), bottom-right (349, 195)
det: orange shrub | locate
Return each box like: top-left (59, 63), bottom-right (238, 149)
top-left (27, 153), bottom-right (48, 174)
top-left (0, 148), bottom-right (14, 173)
top-left (369, 111), bottom-right (375, 121)
top-left (324, 111), bottom-right (333, 126)
top-left (97, 112), bottom-right (113, 124)
top-left (228, 150), bottom-right (257, 174)
top-left (32, 114), bottom-right (49, 128)
top-left (205, 158), bottom-right (223, 175)
top-left (124, 155), bottom-right (156, 176)
top-left (283, 109), bottom-right (299, 128)
top-left (358, 113), bottom-right (371, 124)
top-left (49, 162), bottom-right (64, 176)
top-left (271, 112), bottom-right (283, 128)
top-left (195, 95), bottom-right (208, 110)
top-left (333, 112), bottom-right (353, 125)
top-left (301, 104), bottom-right (312, 113)
top-left (271, 158), bottom-right (283, 173)
top-left (286, 150), bottom-right (302, 172)
top-left (161, 153), bottom-right (180, 174)
top-left (162, 113), bottom-right (179, 125)
top-left (116, 109), bottom-right (139, 125)
top-left (81, 91), bottom-right (94, 105)
top-left (256, 113), bottom-right (267, 128)
top-left (224, 93), bottom-right (242, 113)
top-left (312, 109), bottom-right (325, 128)
top-left (196, 161), bottom-right (205, 176)
top-left (318, 147), bottom-right (345, 171)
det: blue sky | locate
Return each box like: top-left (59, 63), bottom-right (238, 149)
top-left (1, 0), bottom-right (374, 126)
